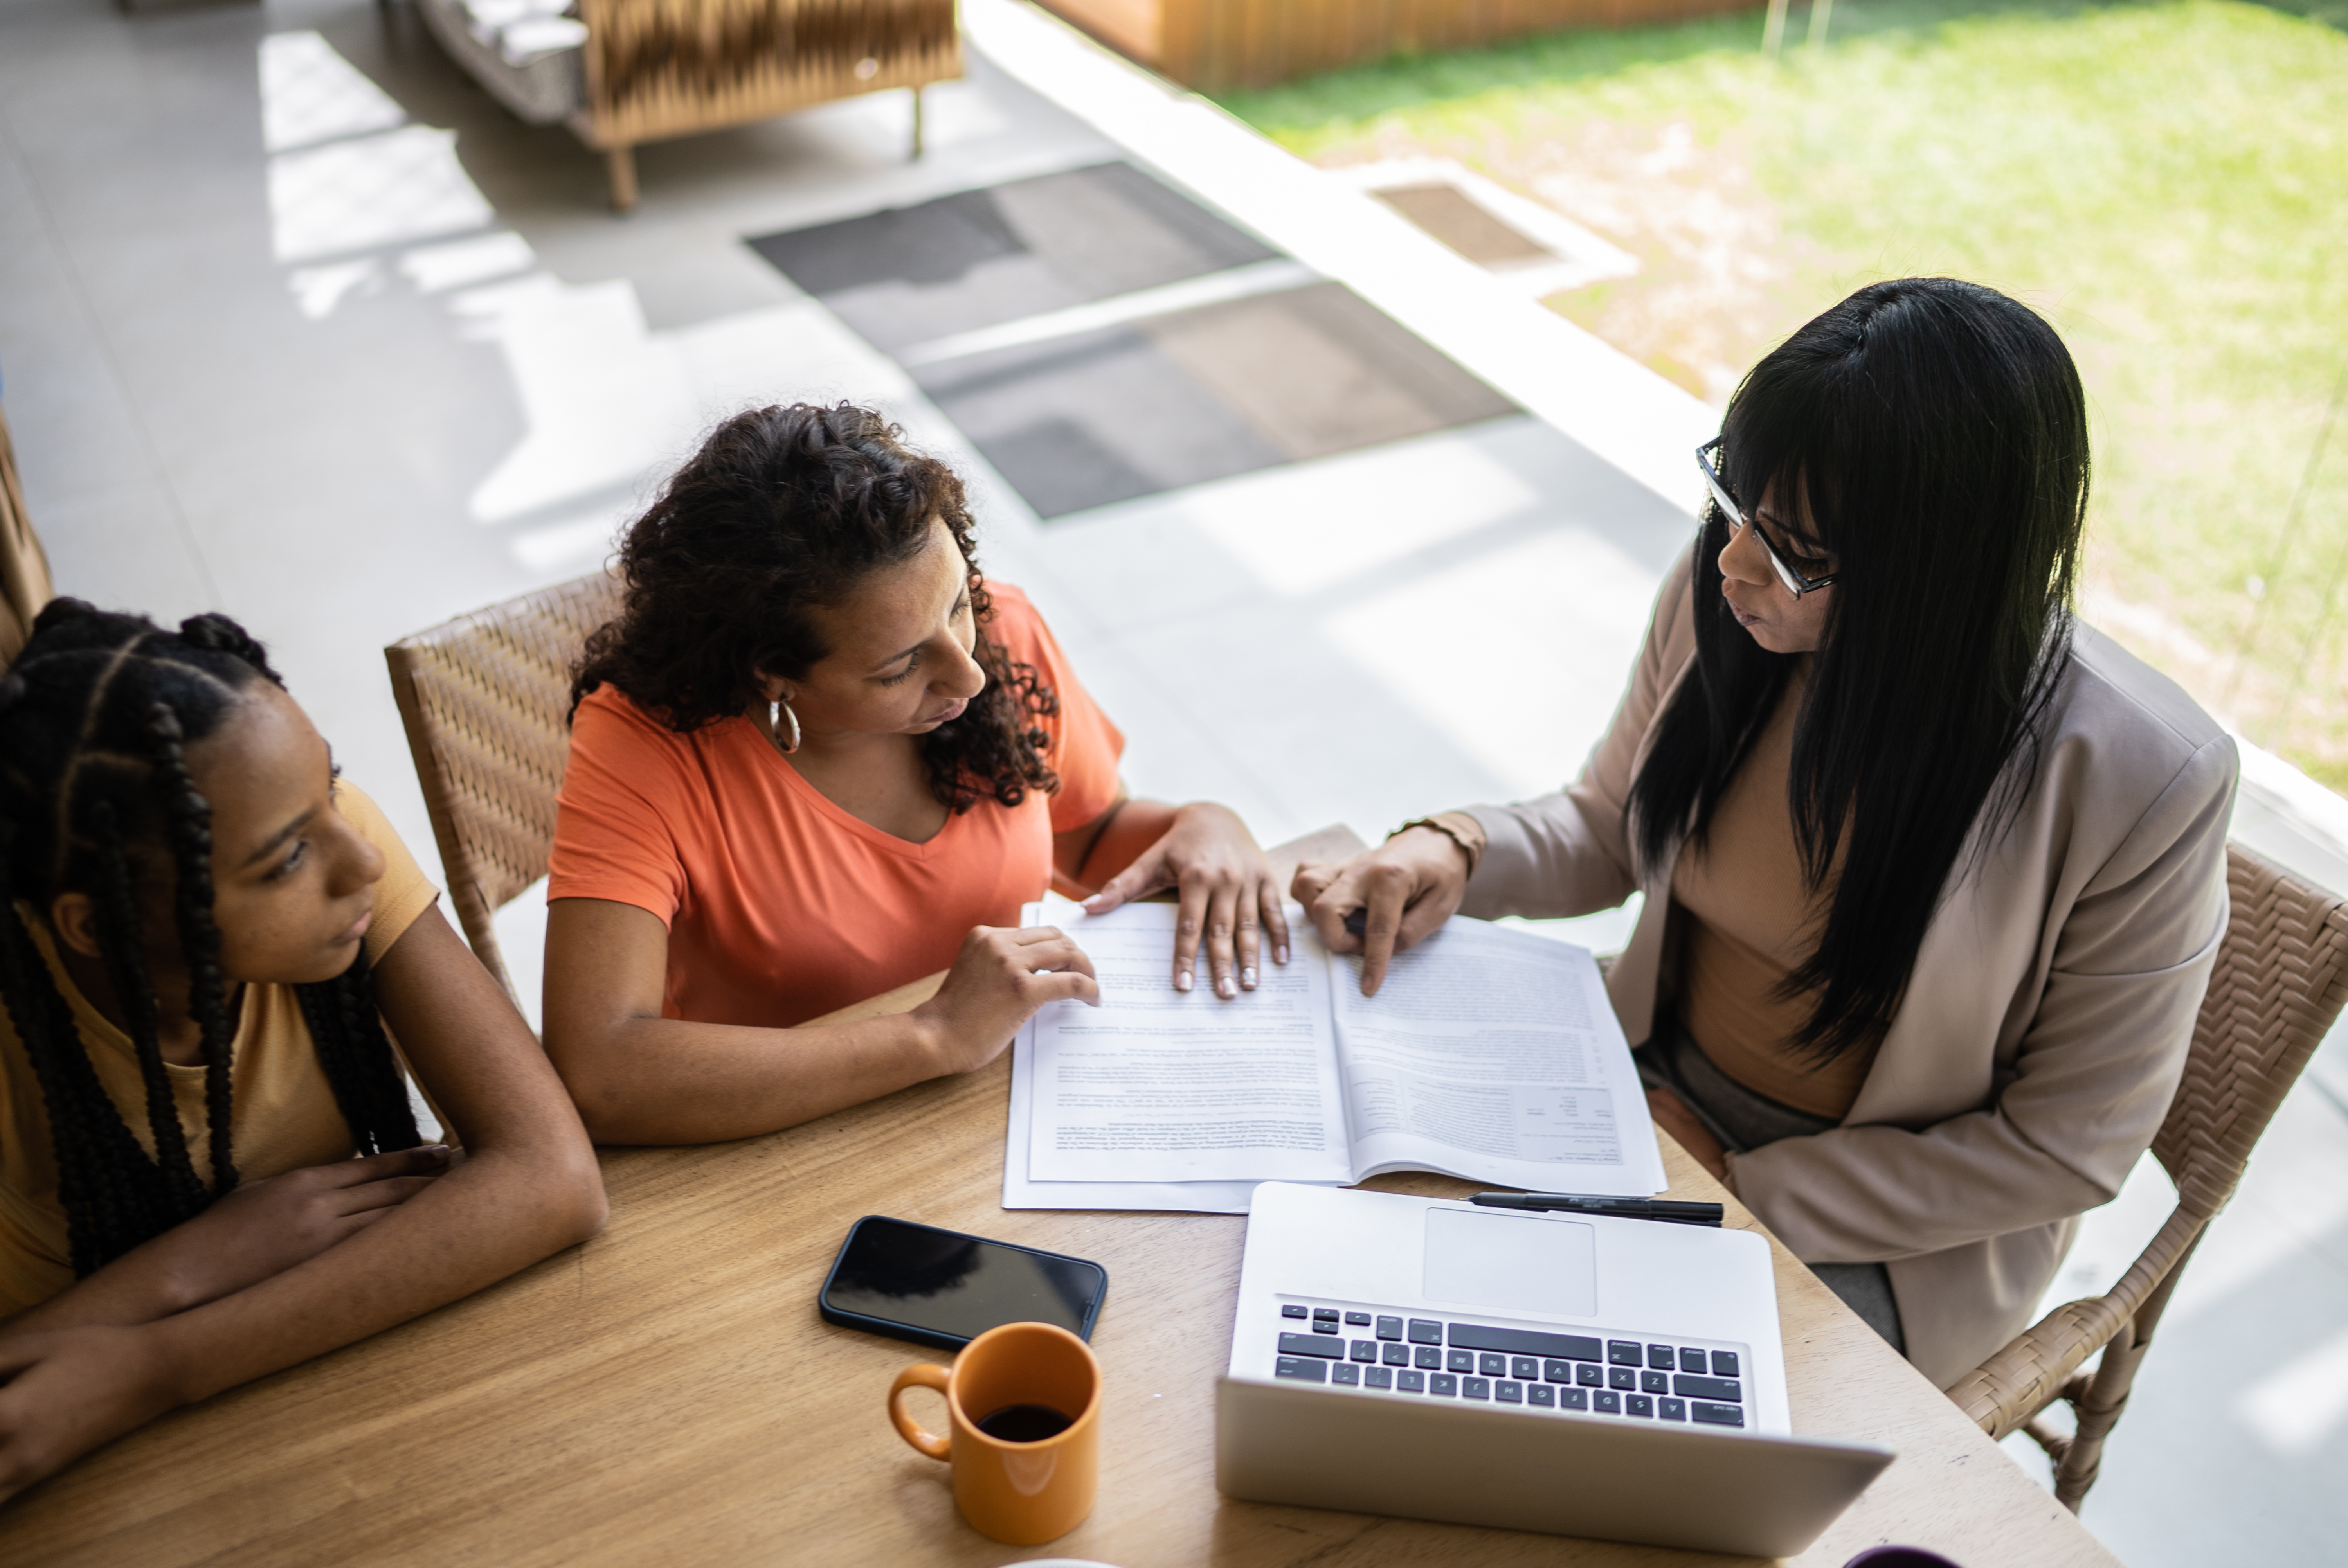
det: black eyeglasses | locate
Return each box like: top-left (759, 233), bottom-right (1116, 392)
top-left (1695, 438), bottom-right (1838, 599)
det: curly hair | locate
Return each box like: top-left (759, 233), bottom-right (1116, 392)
top-left (0, 601), bottom-right (419, 1276)
top-left (570, 403), bottom-right (1059, 813)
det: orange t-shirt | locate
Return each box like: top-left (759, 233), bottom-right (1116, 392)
top-left (547, 584), bottom-right (1125, 1027)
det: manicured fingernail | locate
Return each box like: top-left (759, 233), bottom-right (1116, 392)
top-left (1176, 971), bottom-right (1194, 992)
top-left (1242, 967), bottom-right (1258, 988)
top-left (1218, 976), bottom-right (1236, 998)
top-left (1276, 946), bottom-right (1289, 965)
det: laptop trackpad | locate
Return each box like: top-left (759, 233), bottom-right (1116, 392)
top-left (1423, 1208), bottom-right (1598, 1317)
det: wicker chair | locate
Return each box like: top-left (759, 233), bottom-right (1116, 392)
top-left (1, 401), bottom-right (57, 667)
top-left (384, 572), bottom-right (623, 1005)
top-left (1947, 842), bottom-right (2348, 1510)
top-left (579, 0), bottom-right (962, 210)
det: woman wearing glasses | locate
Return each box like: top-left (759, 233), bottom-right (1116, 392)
top-left (1296, 278), bottom-right (2234, 1388)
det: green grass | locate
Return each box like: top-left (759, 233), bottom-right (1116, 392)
top-left (1220, 0), bottom-right (2348, 785)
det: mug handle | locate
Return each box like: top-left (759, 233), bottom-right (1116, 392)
top-left (889, 1364), bottom-right (954, 1460)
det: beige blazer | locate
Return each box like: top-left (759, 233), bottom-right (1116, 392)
top-left (1460, 557), bottom-right (2235, 1388)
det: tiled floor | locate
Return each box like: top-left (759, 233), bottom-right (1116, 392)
top-left (744, 159), bottom-right (1516, 515)
top-left (4, 0), bottom-right (2346, 1560)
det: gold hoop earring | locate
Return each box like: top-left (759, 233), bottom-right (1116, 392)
top-left (771, 697), bottom-right (801, 754)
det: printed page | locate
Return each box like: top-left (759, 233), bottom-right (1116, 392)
top-left (1017, 900), bottom-right (1350, 1187)
top-left (1002, 1045), bottom-right (1266, 1216)
top-left (1004, 897), bottom-right (1273, 1212)
top-left (1331, 916), bottom-right (1666, 1195)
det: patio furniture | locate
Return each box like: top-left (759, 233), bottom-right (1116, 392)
top-left (384, 571), bottom-right (621, 1003)
top-left (1038, 0), bottom-right (1763, 92)
top-left (1947, 842), bottom-right (2348, 1508)
top-left (0, 400), bottom-right (56, 667)
top-left (419, 0), bottom-right (962, 210)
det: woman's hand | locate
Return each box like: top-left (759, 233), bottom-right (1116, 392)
top-left (1645, 1088), bottom-right (1729, 1182)
top-left (1080, 804), bottom-right (1289, 999)
top-left (142, 1147), bottom-right (455, 1314)
top-left (3, 1145), bottom-right (456, 1336)
top-left (912, 925), bottom-right (1100, 1075)
top-left (0, 1323), bottom-right (182, 1506)
top-left (1293, 827), bottom-right (1471, 996)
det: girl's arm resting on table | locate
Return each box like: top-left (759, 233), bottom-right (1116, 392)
top-left (541, 897), bottom-right (1098, 1145)
top-left (0, 905), bottom-right (605, 1502)
top-left (0, 1144), bottom-right (458, 1334)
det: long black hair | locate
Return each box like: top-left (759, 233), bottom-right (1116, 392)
top-left (0, 600), bottom-right (419, 1277)
top-left (571, 403), bottom-right (1059, 814)
top-left (1628, 278), bottom-right (2089, 1060)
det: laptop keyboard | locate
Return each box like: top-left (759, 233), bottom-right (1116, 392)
top-left (1268, 1299), bottom-right (1747, 1428)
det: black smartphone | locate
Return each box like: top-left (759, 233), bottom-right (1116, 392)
top-left (817, 1215), bottom-right (1109, 1352)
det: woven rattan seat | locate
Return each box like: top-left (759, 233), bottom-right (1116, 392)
top-left (1946, 842), bottom-right (2348, 1509)
top-left (384, 572), bottom-right (623, 1003)
top-left (2, 401), bottom-right (57, 666)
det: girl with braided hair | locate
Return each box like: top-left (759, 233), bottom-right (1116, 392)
top-left (544, 403), bottom-right (1286, 1144)
top-left (0, 601), bottom-right (605, 1501)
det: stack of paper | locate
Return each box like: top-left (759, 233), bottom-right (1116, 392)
top-left (1004, 898), bottom-right (1667, 1212)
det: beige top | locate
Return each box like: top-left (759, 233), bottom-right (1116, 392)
top-left (1458, 556), bottom-right (2234, 1386)
top-left (1667, 660), bottom-right (1880, 1118)
top-left (0, 782), bottom-right (439, 1314)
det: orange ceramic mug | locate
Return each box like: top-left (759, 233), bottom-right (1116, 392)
top-left (888, 1321), bottom-right (1102, 1546)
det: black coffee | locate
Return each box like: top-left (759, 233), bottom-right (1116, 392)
top-left (975, 1403), bottom-right (1073, 1443)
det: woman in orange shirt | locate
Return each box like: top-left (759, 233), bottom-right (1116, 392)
top-left (542, 403), bottom-right (1288, 1144)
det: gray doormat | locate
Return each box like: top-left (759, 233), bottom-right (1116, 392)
top-left (749, 162), bottom-right (1516, 520)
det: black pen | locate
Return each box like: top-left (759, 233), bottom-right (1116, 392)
top-left (1469, 1192), bottom-right (1724, 1227)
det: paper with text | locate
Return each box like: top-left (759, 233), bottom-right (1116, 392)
top-left (1023, 901), bottom-right (1348, 1184)
top-left (1333, 918), bottom-right (1664, 1194)
top-left (1001, 897), bottom-right (1664, 1210)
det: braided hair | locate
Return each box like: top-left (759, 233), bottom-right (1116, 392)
top-left (0, 600), bottom-right (420, 1277)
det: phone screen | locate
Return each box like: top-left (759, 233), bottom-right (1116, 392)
top-left (819, 1216), bottom-right (1107, 1349)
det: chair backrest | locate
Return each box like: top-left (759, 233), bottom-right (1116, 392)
top-left (579, 0), bottom-right (960, 148)
top-left (0, 401), bottom-right (57, 667)
top-left (2157, 842), bottom-right (2348, 1221)
top-left (384, 572), bottom-right (624, 1002)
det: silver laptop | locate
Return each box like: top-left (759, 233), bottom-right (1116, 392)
top-left (1216, 1183), bottom-right (1893, 1557)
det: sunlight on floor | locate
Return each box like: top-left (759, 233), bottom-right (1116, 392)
top-left (1324, 527), bottom-right (1656, 798)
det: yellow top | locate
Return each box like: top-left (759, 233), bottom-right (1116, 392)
top-left (0, 782), bottom-right (439, 1314)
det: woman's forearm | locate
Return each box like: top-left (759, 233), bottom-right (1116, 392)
top-left (553, 1010), bottom-right (954, 1145)
top-left (1065, 798), bottom-right (1172, 889)
top-left (541, 899), bottom-right (1088, 1145)
top-left (1, 1248), bottom-right (201, 1337)
top-left (543, 895), bottom-right (957, 1143)
top-left (1, 1144), bottom-right (469, 1339)
top-left (139, 1140), bottom-right (603, 1407)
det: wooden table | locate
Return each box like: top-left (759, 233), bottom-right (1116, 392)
top-left (0, 830), bottom-right (2118, 1567)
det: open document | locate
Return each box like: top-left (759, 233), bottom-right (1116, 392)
top-left (1004, 899), bottom-right (1666, 1212)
